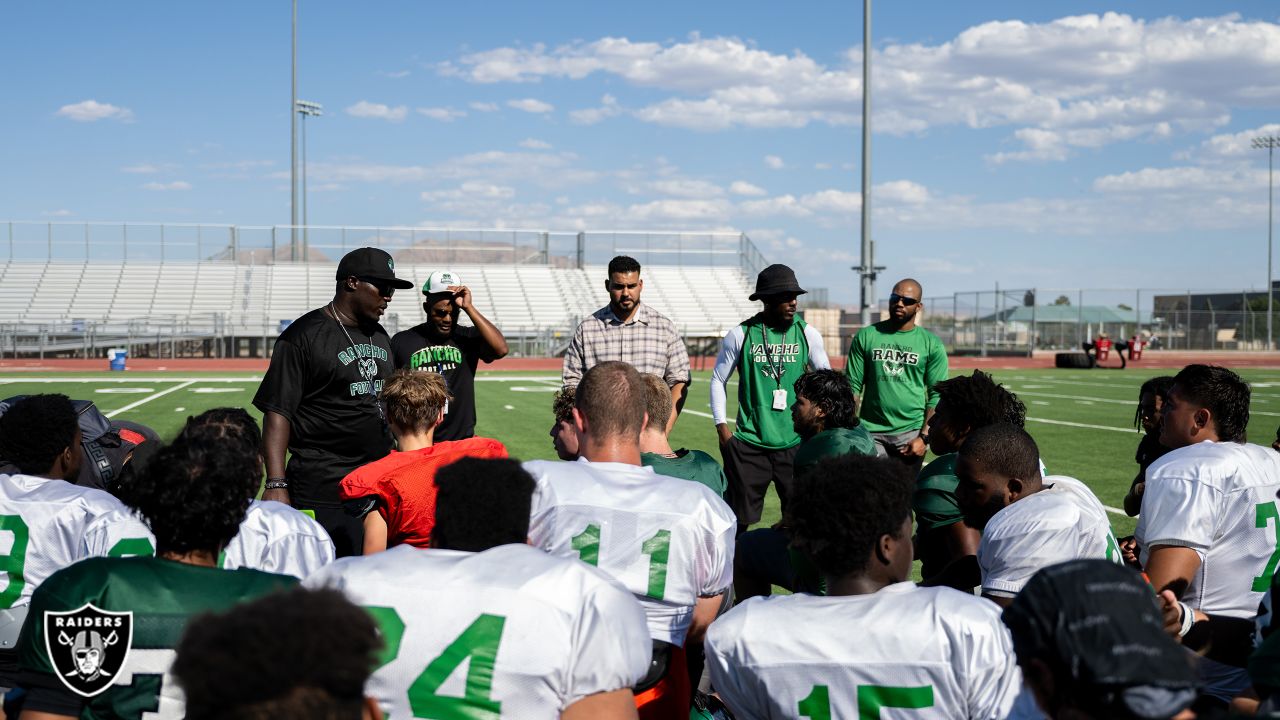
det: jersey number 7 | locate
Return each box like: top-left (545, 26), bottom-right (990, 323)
top-left (366, 607), bottom-right (507, 720)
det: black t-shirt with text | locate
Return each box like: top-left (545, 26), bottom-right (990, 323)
top-left (391, 323), bottom-right (496, 441)
top-left (253, 308), bottom-right (394, 507)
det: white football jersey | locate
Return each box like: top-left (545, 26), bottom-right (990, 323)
top-left (705, 582), bottom-right (1022, 720)
top-left (222, 500), bottom-right (335, 578)
top-left (305, 543), bottom-right (650, 719)
top-left (0, 473), bottom-right (154, 609)
top-left (523, 458), bottom-right (736, 645)
top-left (1137, 441), bottom-right (1280, 618)
top-left (979, 475), bottom-right (1121, 598)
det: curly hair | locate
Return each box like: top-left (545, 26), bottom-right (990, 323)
top-left (959, 423), bottom-right (1042, 481)
top-left (1133, 375), bottom-right (1175, 429)
top-left (382, 369), bottom-right (451, 433)
top-left (167, 407), bottom-right (262, 501)
top-left (1172, 365), bottom-right (1250, 442)
top-left (607, 255), bottom-right (641, 276)
top-left (126, 435), bottom-right (253, 556)
top-left (552, 386), bottom-right (576, 424)
top-left (788, 454), bottom-right (912, 578)
top-left (432, 458), bottom-right (535, 552)
top-left (0, 394), bottom-right (78, 476)
top-left (793, 370), bottom-right (858, 429)
top-left (933, 371), bottom-right (1026, 431)
top-left (173, 587), bottom-right (381, 720)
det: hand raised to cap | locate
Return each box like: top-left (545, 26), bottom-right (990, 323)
top-left (449, 285), bottom-right (472, 310)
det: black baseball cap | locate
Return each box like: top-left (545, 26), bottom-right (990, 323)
top-left (1002, 559), bottom-right (1199, 718)
top-left (335, 247), bottom-right (414, 289)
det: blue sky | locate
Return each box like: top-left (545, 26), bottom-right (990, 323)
top-left (3, 1), bottom-right (1279, 304)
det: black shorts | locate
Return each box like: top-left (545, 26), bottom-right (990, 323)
top-left (720, 436), bottom-right (798, 529)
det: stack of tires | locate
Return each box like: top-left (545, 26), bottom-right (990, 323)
top-left (1055, 352), bottom-right (1093, 369)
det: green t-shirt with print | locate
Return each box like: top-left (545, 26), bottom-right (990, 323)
top-left (641, 449), bottom-right (728, 497)
top-left (845, 322), bottom-right (948, 434)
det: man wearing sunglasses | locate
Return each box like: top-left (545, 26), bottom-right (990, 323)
top-left (254, 247), bottom-right (413, 557)
top-left (844, 278), bottom-right (948, 473)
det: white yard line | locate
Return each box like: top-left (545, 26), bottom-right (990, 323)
top-left (1025, 417), bottom-right (1133, 433)
top-left (104, 380), bottom-right (197, 418)
top-left (682, 409), bottom-right (735, 424)
top-left (1103, 505), bottom-right (1127, 516)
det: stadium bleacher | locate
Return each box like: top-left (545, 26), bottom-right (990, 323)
top-left (11, 259), bottom-right (761, 340)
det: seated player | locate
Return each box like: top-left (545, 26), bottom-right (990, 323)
top-left (306, 457), bottom-right (650, 720)
top-left (171, 408), bottom-right (334, 578)
top-left (1002, 559), bottom-right (1198, 720)
top-left (549, 385), bottom-right (579, 461)
top-left (706, 454), bottom-right (1021, 719)
top-left (14, 432), bottom-right (295, 718)
top-left (955, 423), bottom-right (1121, 608)
top-left (790, 369), bottom-right (874, 477)
top-left (915, 370), bottom-right (1027, 586)
top-left (1122, 375), bottom-right (1174, 517)
top-left (340, 369), bottom-right (506, 554)
top-left (174, 586), bottom-right (384, 720)
top-left (523, 362), bottom-right (736, 720)
top-left (0, 395), bottom-right (153, 688)
top-left (1136, 364), bottom-right (1277, 707)
top-left (733, 369), bottom-right (877, 601)
top-left (638, 373), bottom-right (726, 497)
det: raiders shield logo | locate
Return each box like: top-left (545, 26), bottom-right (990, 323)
top-left (43, 604), bottom-right (133, 698)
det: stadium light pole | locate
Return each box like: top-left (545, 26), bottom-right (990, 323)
top-left (297, 100), bottom-right (323, 259)
top-left (852, 0), bottom-right (883, 326)
top-left (290, 0), bottom-right (298, 262)
top-left (1254, 135), bottom-right (1279, 350)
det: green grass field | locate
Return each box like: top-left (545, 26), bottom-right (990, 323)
top-left (4, 366), bottom-right (1280, 541)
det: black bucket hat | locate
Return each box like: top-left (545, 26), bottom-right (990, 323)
top-left (749, 264), bottom-right (808, 301)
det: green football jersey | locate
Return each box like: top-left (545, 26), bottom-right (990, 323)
top-left (913, 453), bottom-right (962, 534)
top-left (793, 426), bottom-right (877, 478)
top-left (18, 556), bottom-right (295, 719)
top-left (641, 449), bottom-right (728, 497)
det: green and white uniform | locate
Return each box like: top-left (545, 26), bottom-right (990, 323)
top-left (705, 583), bottom-right (1022, 719)
top-left (305, 543), bottom-right (651, 719)
top-left (793, 426), bottom-right (876, 478)
top-left (845, 323), bottom-right (948, 435)
top-left (979, 475), bottom-right (1122, 600)
top-left (221, 499), bottom-right (335, 578)
top-left (641, 450), bottom-right (728, 497)
top-left (17, 556), bottom-right (294, 719)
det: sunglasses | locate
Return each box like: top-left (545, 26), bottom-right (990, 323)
top-left (889, 294), bottom-right (920, 307)
top-left (360, 277), bottom-right (397, 297)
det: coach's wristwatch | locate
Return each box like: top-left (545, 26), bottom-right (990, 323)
top-left (264, 478), bottom-right (289, 491)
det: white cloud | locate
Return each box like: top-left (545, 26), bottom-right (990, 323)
top-left (56, 100), bottom-right (133, 122)
top-left (1186, 123), bottom-right (1280, 162)
top-left (764, 155), bottom-right (784, 170)
top-left (469, 102), bottom-right (499, 112)
top-left (121, 163), bottom-right (173, 174)
top-left (876, 180), bottom-right (931, 204)
top-left (648, 179), bottom-right (724, 199)
top-left (730, 181), bottom-right (767, 196)
top-left (141, 181), bottom-right (192, 191)
top-left (519, 138), bottom-right (552, 149)
top-left (570, 94), bottom-right (622, 125)
top-left (440, 16), bottom-right (1280, 146)
top-left (422, 181), bottom-right (517, 202)
top-left (379, 70), bottom-right (411, 79)
top-left (507, 98), bottom-right (555, 114)
top-left (417, 106), bottom-right (466, 121)
top-left (41, 209), bottom-right (72, 217)
top-left (345, 101), bottom-right (408, 122)
top-left (814, 163), bottom-right (832, 170)
top-left (1092, 166), bottom-right (1265, 193)
top-left (300, 151), bottom-right (600, 189)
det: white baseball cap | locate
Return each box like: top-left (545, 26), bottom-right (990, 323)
top-left (422, 270), bottom-right (463, 296)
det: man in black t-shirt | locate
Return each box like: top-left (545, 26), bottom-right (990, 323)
top-left (390, 270), bottom-right (508, 441)
top-left (252, 247), bottom-right (413, 557)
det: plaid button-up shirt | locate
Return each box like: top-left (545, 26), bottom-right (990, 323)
top-left (562, 303), bottom-right (691, 388)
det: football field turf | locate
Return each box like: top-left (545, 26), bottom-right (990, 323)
top-left (4, 366), bottom-right (1280, 540)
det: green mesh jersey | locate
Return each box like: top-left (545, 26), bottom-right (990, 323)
top-left (913, 453), bottom-right (962, 534)
top-left (18, 556), bottom-right (295, 719)
top-left (641, 449), bottom-right (728, 497)
top-left (794, 426), bottom-right (877, 478)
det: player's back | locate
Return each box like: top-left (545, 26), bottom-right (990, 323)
top-left (304, 543), bottom-right (650, 720)
top-left (17, 555), bottom-right (294, 719)
top-left (0, 473), bottom-right (154, 611)
top-left (705, 583), bottom-right (1021, 719)
top-left (522, 458), bottom-right (736, 645)
top-left (221, 499), bottom-right (335, 578)
top-left (979, 475), bottom-right (1120, 598)
top-left (1138, 441), bottom-right (1280, 617)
